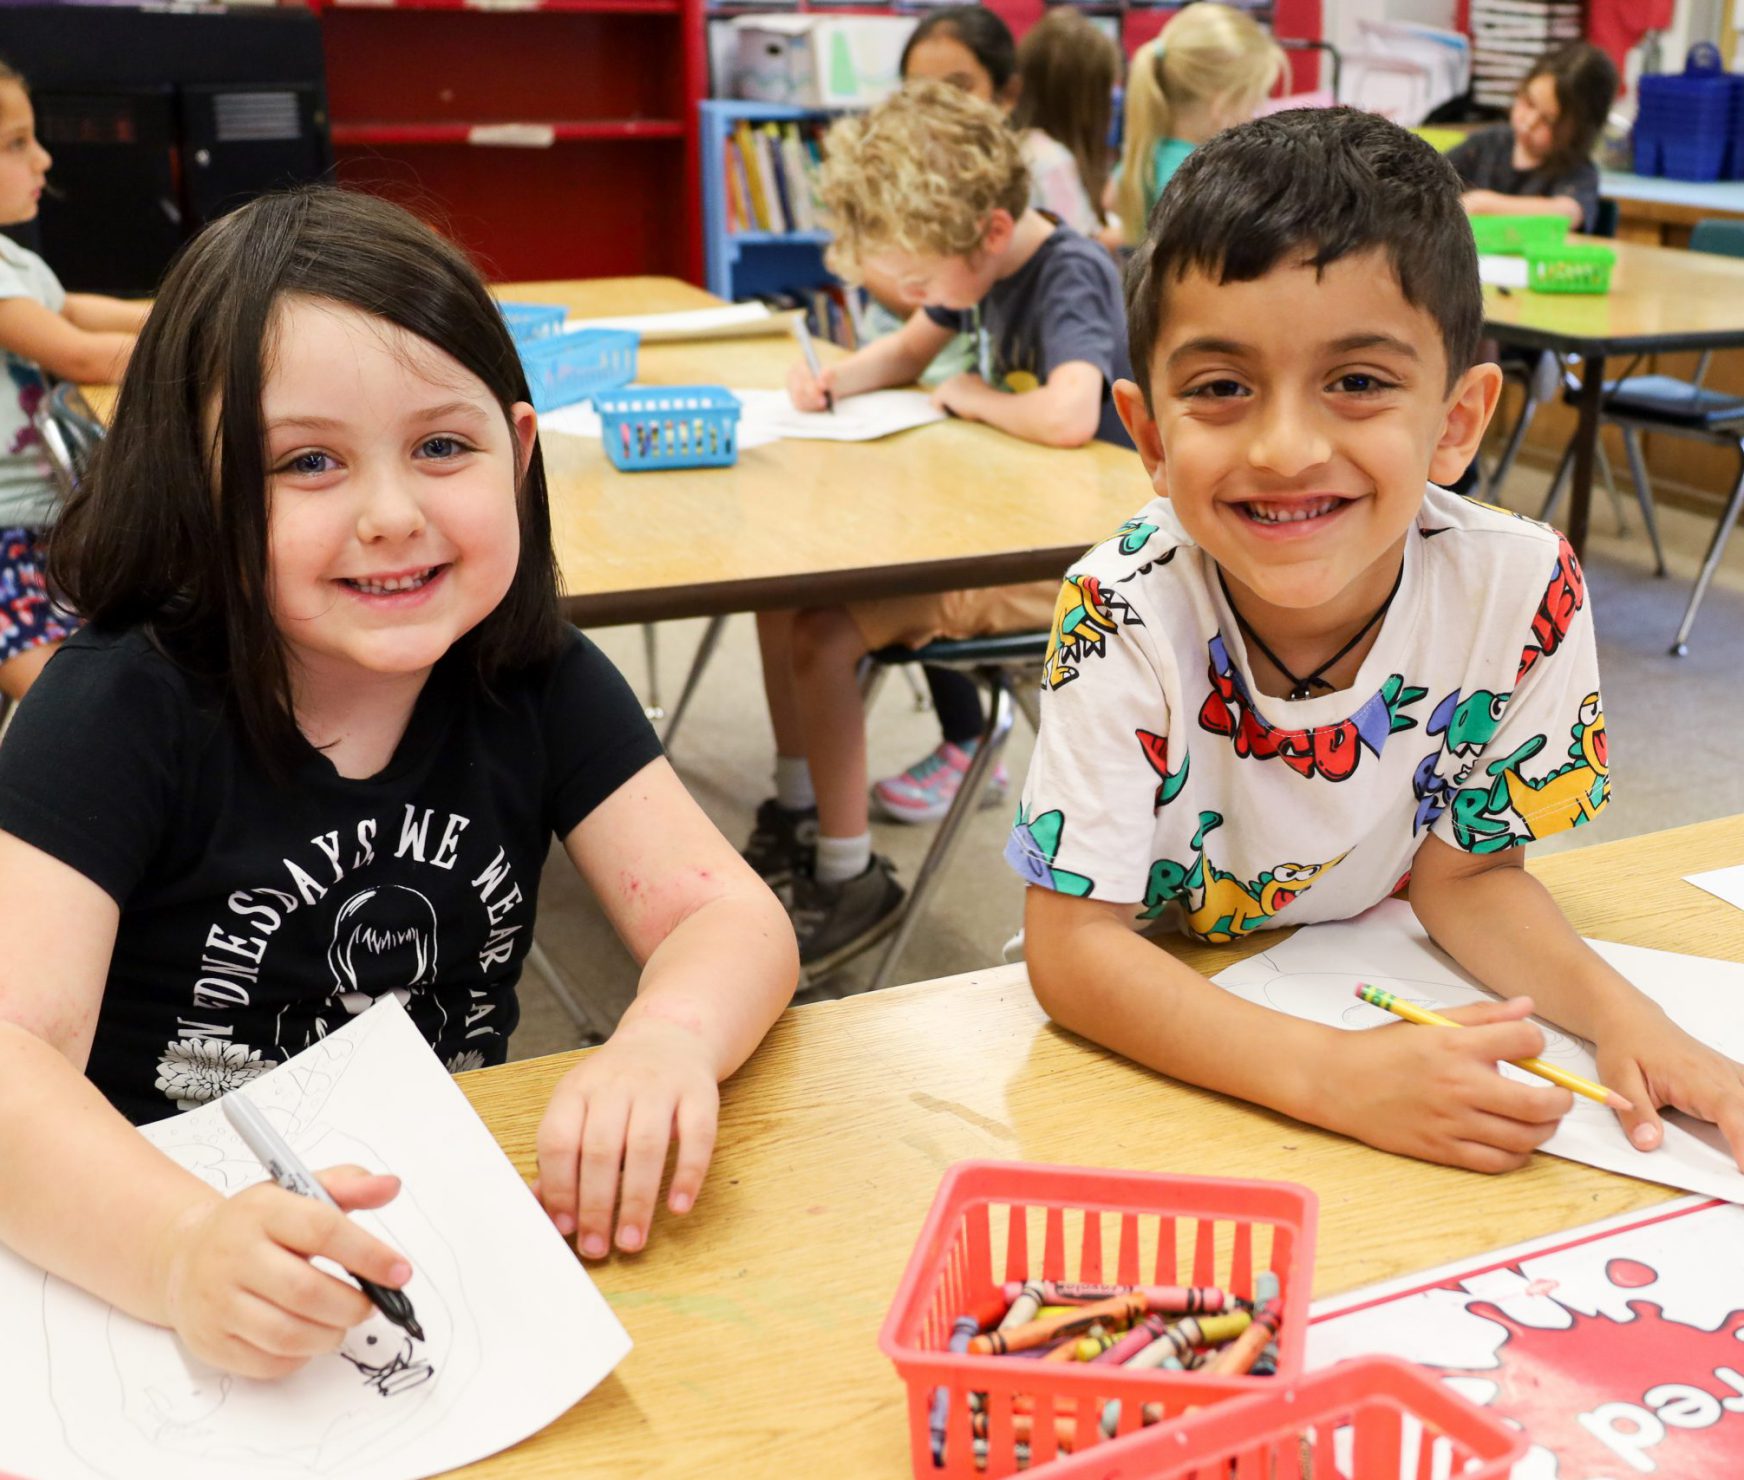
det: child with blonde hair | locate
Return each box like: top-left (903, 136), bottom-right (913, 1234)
top-left (1112, 4), bottom-right (1285, 243)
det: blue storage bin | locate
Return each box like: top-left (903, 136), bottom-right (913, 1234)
top-left (498, 301), bottom-right (568, 347)
top-left (595, 386), bottom-right (741, 472)
top-left (1633, 44), bottom-right (1744, 182)
top-left (520, 329), bottom-right (639, 414)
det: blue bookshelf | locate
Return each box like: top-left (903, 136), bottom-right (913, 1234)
top-left (699, 99), bottom-right (840, 301)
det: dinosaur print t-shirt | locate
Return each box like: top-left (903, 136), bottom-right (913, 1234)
top-left (0, 624), bottom-right (662, 1123)
top-left (0, 234), bottom-right (66, 529)
top-left (1005, 485), bottom-right (1608, 942)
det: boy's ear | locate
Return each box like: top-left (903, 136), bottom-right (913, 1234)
top-left (980, 208), bottom-right (1016, 258)
top-left (1429, 361), bottom-right (1504, 487)
top-left (1113, 378), bottom-right (1168, 491)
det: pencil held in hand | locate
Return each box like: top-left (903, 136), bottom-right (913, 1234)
top-left (1355, 982), bottom-right (1633, 1112)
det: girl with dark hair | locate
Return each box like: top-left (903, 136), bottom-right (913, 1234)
top-left (1449, 41), bottom-right (1619, 231)
top-left (0, 187), bottom-right (795, 1378)
top-left (899, 4), bottom-right (1020, 107)
top-left (1012, 8), bottom-right (1120, 235)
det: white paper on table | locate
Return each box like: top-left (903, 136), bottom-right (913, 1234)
top-left (562, 302), bottom-right (794, 342)
top-left (1211, 898), bottom-right (1744, 1202)
top-left (537, 386), bottom-right (944, 448)
top-left (1686, 863), bottom-right (1744, 913)
top-left (1479, 254), bottom-right (1531, 289)
top-left (0, 996), bottom-right (629, 1480)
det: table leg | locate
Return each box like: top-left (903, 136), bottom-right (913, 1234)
top-left (1566, 353), bottom-right (1606, 560)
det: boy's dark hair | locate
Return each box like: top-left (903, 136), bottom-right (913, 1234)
top-left (0, 56), bottom-right (26, 90)
top-left (1528, 42), bottom-right (1618, 179)
top-left (52, 186), bottom-right (564, 775)
top-left (1125, 107), bottom-right (1482, 405)
top-left (900, 5), bottom-right (1018, 94)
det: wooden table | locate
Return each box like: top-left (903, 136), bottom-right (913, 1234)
top-left (1482, 237), bottom-right (1744, 559)
top-left (501, 279), bottom-right (1143, 627)
top-left (450, 814), bottom-right (1744, 1477)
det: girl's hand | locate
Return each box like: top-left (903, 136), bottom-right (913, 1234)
top-left (932, 371), bottom-right (989, 421)
top-left (1463, 189), bottom-right (1506, 214)
top-left (786, 356), bottom-right (837, 412)
top-left (1321, 997), bottom-right (1573, 1172)
top-left (534, 1019), bottom-right (720, 1259)
top-left (161, 1166), bottom-right (410, 1379)
top-left (1592, 1001), bottom-right (1744, 1167)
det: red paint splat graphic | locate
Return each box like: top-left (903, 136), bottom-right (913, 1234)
top-left (1443, 1259), bottom-right (1744, 1476)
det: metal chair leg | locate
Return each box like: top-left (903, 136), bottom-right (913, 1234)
top-left (1010, 675), bottom-right (1041, 735)
top-left (1596, 438), bottom-right (1628, 536)
top-left (1484, 386), bottom-right (1538, 501)
top-left (1620, 427), bottom-right (1669, 577)
top-left (868, 667), bottom-right (1017, 992)
top-left (523, 939), bottom-right (618, 1042)
top-left (661, 614), bottom-right (728, 749)
top-left (641, 622), bottom-right (664, 721)
top-left (1538, 440), bottom-right (1576, 523)
top-left (1670, 453), bottom-right (1744, 657)
top-left (901, 666), bottom-right (930, 710)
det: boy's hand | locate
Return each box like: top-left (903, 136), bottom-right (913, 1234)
top-left (931, 371), bottom-right (989, 421)
top-left (1325, 996), bottom-right (1573, 1172)
top-left (1591, 999), bottom-right (1744, 1166)
top-left (534, 1019), bottom-right (719, 1260)
top-left (786, 356), bottom-right (837, 412)
top-left (161, 1166), bottom-right (410, 1379)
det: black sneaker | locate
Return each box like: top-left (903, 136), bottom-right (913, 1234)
top-left (742, 798), bottom-right (817, 885)
top-left (788, 856), bottom-right (905, 971)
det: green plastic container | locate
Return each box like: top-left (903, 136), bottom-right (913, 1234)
top-left (1526, 244), bottom-right (1616, 294)
top-left (1469, 214), bottom-right (1571, 255)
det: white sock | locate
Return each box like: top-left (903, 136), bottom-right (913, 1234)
top-left (815, 832), bottom-right (871, 885)
top-left (774, 755), bottom-right (815, 811)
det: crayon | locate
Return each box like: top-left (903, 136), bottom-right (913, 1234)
top-left (1253, 1338), bottom-right (1280, 1377)
top-left (1071, 1329), bottom-right (1121, 1361)
top-left (1122, 1309), bottom-right (1251, 1370)
top-left (1098, 1398), bottom-right (1169, 1440)
top-left (1092, 1313), bottom-right (1168, 1365)
top-left (928, 1314), bottom-right (980, 1463)
top-left (969, 1293), bottom-right (1146, 1356)
top-left (1203, 1300), bottom-right (1282, 1375)
top-left (974, 1410), bottom-right (1083, 1451)
top-left (970, 1437), bottom-right (1031, 1469)
top-left (1003, 1280), bottom-right (1231, 1314)
top-left (1355, 982), bottom-right (1631, 1110)
top-left (998, 1280), bottom-right (1047, 1332)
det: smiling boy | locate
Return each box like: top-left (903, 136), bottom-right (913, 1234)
top-left (1011, 108), bottom-right (1744, 1173)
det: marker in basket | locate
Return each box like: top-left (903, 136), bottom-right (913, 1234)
top-left (1354, 983), bottom-right (1632, 1110)
top-left (791, 316), bottom-right (835, 413)
top-left (221, 1092), bottom-right (425, 1342)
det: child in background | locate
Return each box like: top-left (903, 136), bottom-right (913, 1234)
top-left (0, 58), bottom-right (144, 699)
top-left (0, 188), bottom-right (796, 1377)
top-left (1111, 5), bottom-right (1285, 245)
top-left (1013, 108), bottom-right (1744, 1174)
top-left (1012, 9), bottom-right (1121, 238)
top-left (1448, 42), bottom-right (1618, 231)
top-left (749, 82), bottom-right (1132, 967)
top-left (899, 4), bottom-right (1020, 111)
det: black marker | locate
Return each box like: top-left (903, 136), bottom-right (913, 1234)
top-left (222, 1092), bottom-right (425, 1341)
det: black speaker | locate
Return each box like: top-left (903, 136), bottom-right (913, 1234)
top-left (180, 83), bottom-right (330, 229)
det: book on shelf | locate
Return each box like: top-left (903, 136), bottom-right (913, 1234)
top-left (723, 117), bottom-right (832, 238)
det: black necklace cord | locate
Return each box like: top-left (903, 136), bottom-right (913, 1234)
top-left (1219, 560), bottom-right (1405, 702)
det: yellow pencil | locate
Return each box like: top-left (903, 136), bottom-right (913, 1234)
top-left (1355, 983), bottom-right (1632, 1111)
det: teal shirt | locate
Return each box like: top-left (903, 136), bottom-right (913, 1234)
top-left (1146, 138), bottom-right (1197, 221)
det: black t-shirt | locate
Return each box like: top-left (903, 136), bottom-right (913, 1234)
top-left (925, 218), bottom-right (1135, 448)
top-left (1447, 124), bottom-right (1602, 234)
top-left (0, 625), bottom-right (661, 1124)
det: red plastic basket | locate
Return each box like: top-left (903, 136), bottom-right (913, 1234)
top-left (879, 1162), bottom-right (1318, 1479)
top-left (1032, 1357), bottom-right (1527, 1479)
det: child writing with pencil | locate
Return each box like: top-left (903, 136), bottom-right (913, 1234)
top-left (1012, 108), bottom-right (1744, 1173)
top-left (750, 81), bottom-right (1132, 967)
top-left (0, 57), bottom-right (145, 699)
top-left (0, 187), bottom-right (797, 1378)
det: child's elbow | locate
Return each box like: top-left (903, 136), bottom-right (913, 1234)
top-left (1036, 407), bottom-right (1100, 449)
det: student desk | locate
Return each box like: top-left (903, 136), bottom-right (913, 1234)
top-left (1483, 238), bottom-right (1744, 561)
top-left (499, 279), bottom-right (1144, 627)
top-left (450, 814), bottom-right (1744, 1477)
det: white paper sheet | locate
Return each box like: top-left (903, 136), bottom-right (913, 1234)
top-left (1479, 254), bottom-right (1531, 289)
top-left (1211, 899), bottom-right (1744, 1202)
top-left (538, 386), bottom-right (946, 448)
top-left (562, 302), bottom-right (794, 342)
top-left (0, 997), bottom-right (629, 1480)
top-left (1686, 863), bottom-right (1744, 913)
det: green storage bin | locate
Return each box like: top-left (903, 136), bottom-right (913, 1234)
top-left (1469, 214), bottom-right (1571, 255)
top-left (1526, 244), bottom-right (1616, 294)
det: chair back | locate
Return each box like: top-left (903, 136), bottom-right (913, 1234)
top-left (1592, 197), bottom-right (1620, 239)
top-left (1690, 219), bottom-right (1744, 259)
top-left (32, 382), bottom-right (106, 501)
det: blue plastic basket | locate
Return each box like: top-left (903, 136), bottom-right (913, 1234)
top-left (1633, 44), bottom-right (1744, 182)
top-left (520, 328), bottom-right (639, 414)
top-left (497, 301), bottom-right (568, 347)
top-left (595, 386), bottom-right (741, 472)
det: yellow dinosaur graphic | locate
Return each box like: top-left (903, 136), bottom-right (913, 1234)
top-left (1044, 572), bottom-right (1121, 689)
top-left (1498, 692), bottom-right (1608, 840)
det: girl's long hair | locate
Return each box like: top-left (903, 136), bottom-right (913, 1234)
top-left (1524, 42), bottom-right (1618, 180)
top-left (1115, 4), bottom-right (1286, 242)
top-left (1011, 9), bottom-right (1120, 227)
top-left (52, 186), bottom-right (564, 775)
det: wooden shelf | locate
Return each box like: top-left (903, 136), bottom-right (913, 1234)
top-left (333, 119), bottom-right (686, 146)
top-left (729, 228), bottom-right (832, 245)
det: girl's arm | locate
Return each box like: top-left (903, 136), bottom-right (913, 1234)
top-left (62, 294), bottom-right (151, 335)
top-left (1462, 188), bottom-right (1584, 228)
top-left (537, 756), bottom-right (797, 1258)
top-left (788, 307), bottom-right (955, 409)
top-left (0, 832), bottom-right (412, 1377)
top-left (0, 297), bottom-right (131, 383)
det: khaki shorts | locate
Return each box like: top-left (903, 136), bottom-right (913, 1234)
top-left (846, 578), bottom-right (1060, 651)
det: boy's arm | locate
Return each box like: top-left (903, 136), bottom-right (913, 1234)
top-left (0, 297), bottom-right (131, 383)
top-left (62, 294), bottom-right (151, 335)
top-left (934, 360), bottom-right (1103, 448)
top-left (1025, 885), bottom-right (1571, 1171)
top-left (1409, 834), bottom-right (1744, 1161)
top-left (825, 308), bottom-right (955, 399)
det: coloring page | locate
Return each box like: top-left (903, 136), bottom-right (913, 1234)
top-left (0, 997), bottom-right (629, 1480)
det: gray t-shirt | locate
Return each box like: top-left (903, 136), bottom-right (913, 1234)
top-left (1447, 124), bottom-right (1601, 234)
top-left (0, 235), bottom-right (66, 530)
top-left (925, 219), bottom-right (1134, 447)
